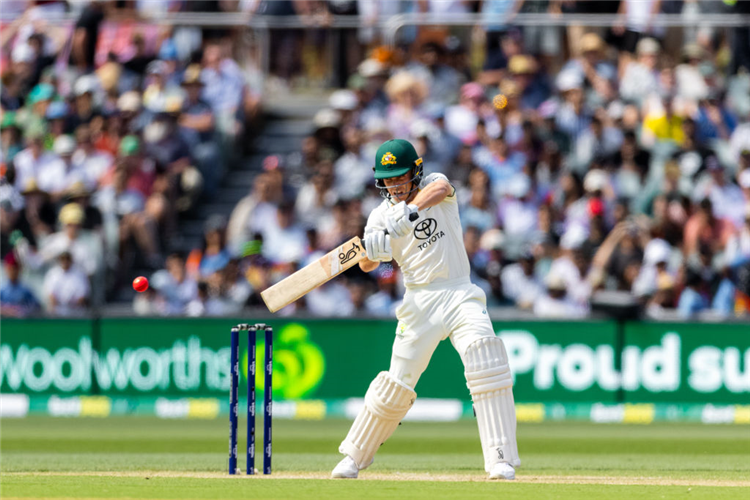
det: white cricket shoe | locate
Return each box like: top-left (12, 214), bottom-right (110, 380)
top-left (331, 456), bottom-right (360, 479)
top-left (488, 462), bottom-right (516, 480)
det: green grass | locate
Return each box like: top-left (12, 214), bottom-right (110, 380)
top-left (2, 417), bottom-right (749, 499)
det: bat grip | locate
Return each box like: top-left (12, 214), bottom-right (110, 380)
top-left (383, 211), bottom-right (419, 235)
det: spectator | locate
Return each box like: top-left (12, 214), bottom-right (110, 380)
top-left (23, 202), bottom-right (102, 277)
top-left (43, 250), bottom-right (89, 316)
top-left (619, 37), bottom-right (661, 105)
top-left (189, 215), bottom-right (233, 279)
top-left (40, 135), bottom-right (88, 200)
top-left (560, 33), bottom-right (617, 107)
top-left (150, 253), bottom-right (198, 315)
top-left (533, 272), bottom-right (588, 318)
top-left (12, 126), bottom-right (58, 192)
top-left (684, 198), bottom-right (734, 257)
top-left (0, 251), bottom-right (40, 317)
top-left (406, 41), bottom-right (463, 107)
top-left (179, 64), bottom-right (223, 198)
top-left (72, 124), bottom-right (113, 188)
top-left (384, 71), bottom-right (429, 139)
top-left (501, 250), bottom-right (543, 310)
top-left (677, 268), bottom-right (709, 318)
top-left (261, 200), bottom-right (308, 265)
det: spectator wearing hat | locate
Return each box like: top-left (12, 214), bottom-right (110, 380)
top-left (45, 100), bottom-right (69, 138)
top-left (554, 70), bottom-right (591, 143)
top-left (43, 250), bottom-right (90, 316)
top-left (619, 38), bottom-right (661, 105)
top-left (507, 55), bottom-right (551, 111)
top-left (384, 71), bottom-right (429, 140)
top-left (33, 202), bottom-right (102, 277)
top-left (353, 58), bottom-right (390, 128)
top-left (498, 175), bottom-right (539, 257)
top-left (39, 135), bottom-right (88, 201)
top-left (12, 124), bottom-right (59, 193)
top-left (533, 271), bottom-right (589, 318)
top-left (560, 33), bottom-right (617, 106)
top-left (179, 64), bottom-right (223, 198)
top-left (0, 251), bottom-right (40, 317)
top-left (329, 89), bottom-right (360, 134)
top-left (143, 60), bottom-right (181, 114)
top-left (312, 108), bottom-right (345, 157)
top-left (675, 44), bottom-right (710, 103)
top-left (69, 75), bottom-right (101, 131)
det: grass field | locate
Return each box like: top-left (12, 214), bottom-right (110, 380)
top-left (2, 417), bottom-right (749, 499)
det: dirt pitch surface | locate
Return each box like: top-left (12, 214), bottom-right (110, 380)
top-left (6, 470), bottom-right (750, 487)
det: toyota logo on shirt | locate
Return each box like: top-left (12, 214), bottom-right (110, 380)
top-left (414, 218), bottom-right (438, 240)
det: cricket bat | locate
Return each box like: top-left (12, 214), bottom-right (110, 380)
top-left (260, 236), bottom-right (367, 313)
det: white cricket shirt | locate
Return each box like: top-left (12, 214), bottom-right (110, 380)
top-left (365, 173), bottom-right (470, 287)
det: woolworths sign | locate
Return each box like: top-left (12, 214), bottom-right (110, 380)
top-left (1, 319), bottom-right (748, 403)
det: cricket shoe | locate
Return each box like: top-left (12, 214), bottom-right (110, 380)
top-left (488, 462), bottom-right (516, 480)
top-left (331, 455), bottom-right (365, 479)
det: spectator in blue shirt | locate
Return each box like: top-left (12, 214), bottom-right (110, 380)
top-left (0, 251), bottom-right (39, 317)
top-left (677, 269), bottom-right (709, 318)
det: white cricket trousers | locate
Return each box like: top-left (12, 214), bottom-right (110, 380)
top-left (388, 277), bottom-right (496, 387)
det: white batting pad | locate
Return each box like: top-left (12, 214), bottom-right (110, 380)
top-left (339, 371), bottom-right (417, 469)
top-left (464, 336), bottom-right (520, 470)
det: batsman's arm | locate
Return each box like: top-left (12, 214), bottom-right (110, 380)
top-left (359, 257), bottom-right (380, 273)
top-left (409, 178), bottom-right (454, 210)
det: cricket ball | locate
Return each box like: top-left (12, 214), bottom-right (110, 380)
top-left (133, 276), bottom-right (149, 293)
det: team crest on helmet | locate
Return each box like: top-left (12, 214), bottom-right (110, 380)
top-left (381, 152), bottom-right (397, 166)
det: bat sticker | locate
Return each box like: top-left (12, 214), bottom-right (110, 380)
top-left (339, 242), bottom-right (361, 265)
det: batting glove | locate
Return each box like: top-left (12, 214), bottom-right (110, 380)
top-left (364, 231), bottom-right (392, 262)
top-left (385, 202), bottom-right (419, 238)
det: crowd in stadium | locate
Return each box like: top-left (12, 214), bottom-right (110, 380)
top-left (2, 0), bottom-right (750, 319)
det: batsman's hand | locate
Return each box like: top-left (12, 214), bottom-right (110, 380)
top-left (385, 202), bottom-right (419, 238)
top-left (364, 231), bottom-right (392, 262)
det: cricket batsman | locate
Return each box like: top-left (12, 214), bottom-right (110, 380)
top-left (332, 139), bottom-right (519, 480)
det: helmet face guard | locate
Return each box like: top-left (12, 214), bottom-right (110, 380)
top-left (375, 161), bottom-right (423, 203)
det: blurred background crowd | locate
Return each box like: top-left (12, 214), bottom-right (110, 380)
top-left (2, 0), bottom-right (750, 320)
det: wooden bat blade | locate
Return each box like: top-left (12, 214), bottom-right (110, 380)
top-left (260, 236), bottom-right (367, 313)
